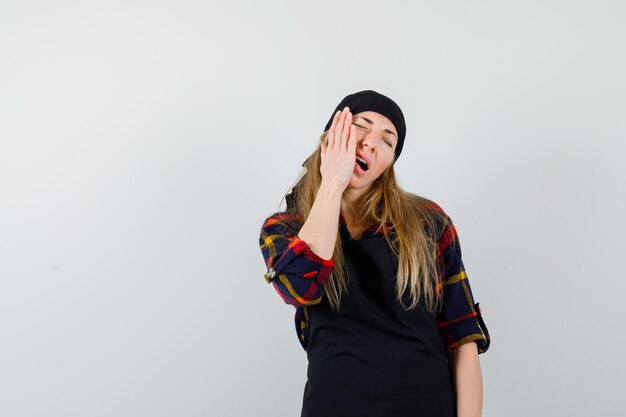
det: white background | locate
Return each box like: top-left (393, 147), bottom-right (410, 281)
top-left (1, 1), bottom-right (624, 416)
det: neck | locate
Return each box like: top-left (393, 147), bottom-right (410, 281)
top-left (340, 185), bottom-right (371, 226)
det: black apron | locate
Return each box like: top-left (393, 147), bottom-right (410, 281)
top-left (301, 221), bottom-right (456, 417)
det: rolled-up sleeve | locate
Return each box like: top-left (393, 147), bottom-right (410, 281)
top-left (436, 214), bottom-right (491, 354)
top-left (259, 212), bottom-right (335, 307)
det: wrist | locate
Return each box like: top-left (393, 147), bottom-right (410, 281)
top-left (318, 180), bottom-right (344, 200)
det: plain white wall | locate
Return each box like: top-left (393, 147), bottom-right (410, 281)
top-left (1, 0), bottom-right (624, 416)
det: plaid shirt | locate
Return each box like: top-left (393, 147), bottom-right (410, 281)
top-left (258, 203), bottom-right (490, 354)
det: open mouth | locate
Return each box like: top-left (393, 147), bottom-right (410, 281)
top-left (356, 156), bottom-right (369, 171)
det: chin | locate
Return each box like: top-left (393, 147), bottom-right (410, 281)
top-left (347, 175), bottom-right (373, 190)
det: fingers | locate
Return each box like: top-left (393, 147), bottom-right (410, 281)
top-left (340, 109), bottom-right (352, 150)
top-left (347, 123), bottom-right (356, 153)
top-left (330, 107), bottom-right (351, 151)
top-left (327, 110), bottom-right (341, 150)
top-left (320, 106), bottom-right (355, 189)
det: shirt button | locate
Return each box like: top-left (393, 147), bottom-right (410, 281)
top-left (264, 267), bottom-right (276, 283)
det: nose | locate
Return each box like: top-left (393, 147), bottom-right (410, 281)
top-left (360, 130), bottom-right (377, 152)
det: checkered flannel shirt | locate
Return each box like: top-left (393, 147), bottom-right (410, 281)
top-left (258, 202), bottom-right (490, 354)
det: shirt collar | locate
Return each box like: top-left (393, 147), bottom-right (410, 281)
top-left (338, 213), bottom-right (394, 241)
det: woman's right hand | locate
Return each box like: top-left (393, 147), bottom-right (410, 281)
top-left (320, 106), bottom-right (357, 193)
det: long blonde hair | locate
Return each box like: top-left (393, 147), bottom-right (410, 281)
top-left (278, 131), bottom-right (447, 314)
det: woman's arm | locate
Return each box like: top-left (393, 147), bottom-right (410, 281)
top-left (297, 179), bottom-right (343, 260)
top-left (447, 341), bottom-right (483, 417)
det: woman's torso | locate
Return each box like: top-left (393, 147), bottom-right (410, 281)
top-left (301, 221), bottom-right (456, 417)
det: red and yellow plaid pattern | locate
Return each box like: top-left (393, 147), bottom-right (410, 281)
top-left (259, 204), bottom-right (490, 354)
top-left (436, 212), bottom-right (490, 353)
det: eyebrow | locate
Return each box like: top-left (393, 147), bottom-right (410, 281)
top-left (355, 116), bottom-right (397, 138)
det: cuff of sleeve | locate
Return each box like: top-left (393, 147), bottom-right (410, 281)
top-left (264, 236), bottom-right (334, 285)
top-left (474, 302), bottom-right (490, 353)
top-left (293, 235), bottom-right (332, 262)
top-left (443, 303), bottom-right (491, 354)
top-left (293, 236), bottom-right (335, 285)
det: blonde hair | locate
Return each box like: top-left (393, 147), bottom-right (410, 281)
top-left (278, 131), bottom-right (446, 314)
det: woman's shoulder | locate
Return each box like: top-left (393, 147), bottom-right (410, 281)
top-left (406, 193), bottom-right (450, 219)
top-left (406, 194), bottom-right (453, 239)
top-left (261, 209), bottom-right (305, 233)
top-left (422, 198), bottom-right (446, 216)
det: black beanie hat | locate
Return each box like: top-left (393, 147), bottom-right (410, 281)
top-left (323, 90), bottom-right (406, 161)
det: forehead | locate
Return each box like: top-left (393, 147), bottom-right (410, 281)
top-left (352, 111), bottom-right (397, 135)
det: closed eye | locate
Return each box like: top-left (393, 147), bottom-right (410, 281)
top-left (353, 123), bottom-right (393, 147)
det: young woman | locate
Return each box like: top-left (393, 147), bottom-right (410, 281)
top-left (259, 90), bottom-right (490, 417)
